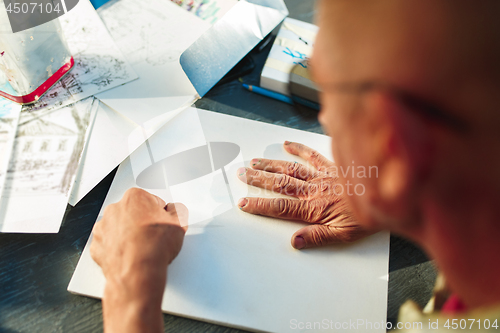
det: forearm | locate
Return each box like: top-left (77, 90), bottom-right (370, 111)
top-left (102, 269), bottom-right (167, 333)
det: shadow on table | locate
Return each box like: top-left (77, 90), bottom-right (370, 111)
top-left (0, 169), bottom-right (117, 332)
top-left (387, 235), bottom-right (437, 327)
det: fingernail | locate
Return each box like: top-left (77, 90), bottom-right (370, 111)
top-left (237, 167), bottom-right (247, 177)
top-left (293, 236), bottom-right (306, 249)
top-left (251, 158), bottom-right (261, 167)
top-left (238, 198), bottom-right (248, 209)
top-left (284, 141), bottom-right (292, 145)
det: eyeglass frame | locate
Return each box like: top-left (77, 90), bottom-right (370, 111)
top-left (288, 61), bottom-right (469, 134)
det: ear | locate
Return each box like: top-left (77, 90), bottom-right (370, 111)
top-left (364, 90), bottom-right (434, 223)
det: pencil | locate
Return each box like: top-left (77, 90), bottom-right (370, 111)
top-left (242, 84), bottom-right (294, 105)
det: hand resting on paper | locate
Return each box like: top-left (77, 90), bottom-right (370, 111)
top-left (237, 141), bottom-right (377, 250)
top-left (90, 188), bottom-right (188, 333)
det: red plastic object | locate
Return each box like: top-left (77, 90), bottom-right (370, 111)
top-left (0, 56), bottom-right (75, 105)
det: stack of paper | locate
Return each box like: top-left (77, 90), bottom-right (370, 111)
top-left (261, 17), bottom-right (318, 95)
top-left (0, 101), bottom-right (20, 195)
top-left (70, 0), bottom-right (288, 205)
top-left (0, 99), bottom-right (98, 232)
top-left (0, 0), bottom-right (288, 233)
top-left (0, 0), bottom-right (138, 233)
top-left (69, 107), bottom-right (391, 333)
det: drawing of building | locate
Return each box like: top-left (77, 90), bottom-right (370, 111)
top-left (0, 115), bottom-right (16, 185)
top-left (6, 105), bottom-right (89, 196)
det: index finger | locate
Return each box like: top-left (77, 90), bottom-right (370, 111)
top-left (238, 196), bottom-right (313, 222)
top-left (283, 141), bottom-right (332, 172)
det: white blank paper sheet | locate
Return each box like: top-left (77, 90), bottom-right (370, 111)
top-left (69, 108), bottom-right (390, 333)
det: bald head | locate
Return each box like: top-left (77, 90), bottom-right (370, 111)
top-left (313, 0), bottom-right (500, 128)
top-left (311, 0), bottom-right (500, 308)
top-left (312, 0), bottom-right (500, 234)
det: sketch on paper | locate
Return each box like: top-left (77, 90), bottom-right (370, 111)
top-left (22, 0), bottom-right (137, 113)
top-left (169, 0), bottom-right (237, 24)
top-left (23, 54), bottom-right (133, 113)
top-left (4, 98), bottom-right (94, 197)
top-left (98, 0), bottom-right (213, 67)
top-left (0, 100), bottom-right (21, 195)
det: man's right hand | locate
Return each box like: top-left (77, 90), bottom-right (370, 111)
top-left (90, 188), bottom-right (188, 333)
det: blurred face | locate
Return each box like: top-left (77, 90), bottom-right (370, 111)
top-left (311, 0), bottom-right (500, 234)
top-left (310, 0), bottom-right (463, 230)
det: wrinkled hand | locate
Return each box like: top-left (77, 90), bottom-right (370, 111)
top-left (237, 141), bottom-right (376, 249)
top-left (90, 188), bottom-right (188, 333)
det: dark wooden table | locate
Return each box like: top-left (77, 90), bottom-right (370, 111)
top-left (0, 2), bottom-right (437, 332)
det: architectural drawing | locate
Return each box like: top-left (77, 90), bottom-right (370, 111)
top-left (5, 98), bottom-right (93, 196)
top-left (0, 101), bottom-right (21, 195)
top-left (170, 0), bottom-right (237, 24)
top-left (98, 0), bottom-right (213, 67)
top-left (0, 97), bottom-right (96, 232)
top-left (22, 0), bottom-right (137, 113)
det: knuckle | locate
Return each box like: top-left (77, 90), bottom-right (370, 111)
top-left (125, 187), bottom-right (142, 197)
top-left (306, 181), bottom-right (329, 198)
top-left (123, 188), bottom-right (158, 210)
top-left (274, 198), bottom-right (288, 215)
top-left (255, 197), bottom-right (270, 213)
top-left (92, 220), bottom-right (101, 234)
top-left (301, 200), bottom-right (325, 223)
top-left (258, 168), bottom-right (271, 181)
top-left (275, 174), bottom-right (293, 192)
top-left (319, 180), bottom-right (330, 193)
top-left (254, 197), bottom-right (264, 209)
top-left (271, 198), bottom-right (303, 219)
top-left (124, 187), bottom-right (149, 201)
top-left (244, 169), bottom-right (256, 185)
top-left (89, 242), bottom-right (100, 263)
top-left (263, 160), bottom-right (276, 172)
top-left (307, 184), bottom-right (319, 197)
top-left (286, 162), bottom-right (301, 177)
top-left (299, 167), bottom-right (312, 180)
top-left (324, 165), bottom-right (336, 175)
top-left (295, 142), bottom-right (305, 151)
top-left (310, 227), bottom-right (331, 246)
top-left (309, 150), bottom-right (321, 163)
top-left (296, 184), bottom-right (308, 198)
top-left (338, 226), bottom-right (364, 243)
top-left (102, 204), bottom-right (115, 217)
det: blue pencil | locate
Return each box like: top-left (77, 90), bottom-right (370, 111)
top-left (242, 84), bottom-right (320, 111)
top-left (242, 84), bottom-right (294, 105)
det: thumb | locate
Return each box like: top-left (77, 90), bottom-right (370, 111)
top-left (291, 224), bottom-right (370, 249)
top-left (164, 202), bottom-right (189, 231)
